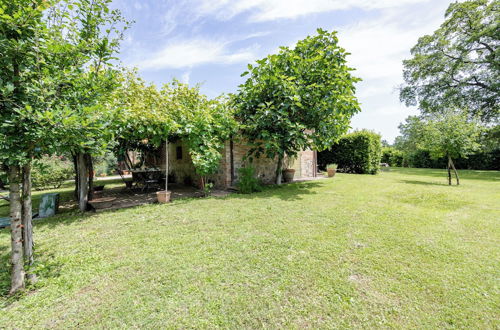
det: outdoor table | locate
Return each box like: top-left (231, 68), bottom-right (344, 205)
top-left (131, 169), bottom-right (164, 191)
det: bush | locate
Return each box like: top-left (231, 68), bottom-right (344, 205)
top-left (318, 130), bottom-right (382, 174)
top-left (237, 166), bottom-right (262, 194)
top-left (405, 148), bottom-right (500, 170)
top-left (32, 156), bottom-right (74, 190)
top-left (94, 152), bottom-right (118, 176)
top-left (381, 147), bottom-right (404, 167)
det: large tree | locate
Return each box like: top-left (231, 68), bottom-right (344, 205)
top-left (0, 0), bottom-right (128, 294)
top-left (400, 0), bottom-right (499, 122)
top-left (0, 0), bottom-right (55, 294)
top-left (235, 29), bottom-right (361, 184)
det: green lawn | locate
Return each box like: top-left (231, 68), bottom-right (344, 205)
top-left (1, 168), bottom-right (499, 328)
top-left (0, 178), bottom-right (126, 218)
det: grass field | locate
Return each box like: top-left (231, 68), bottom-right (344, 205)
top-left (1, 168), bottom-right (499, 328)
top-left (0, 178), bottom-right (125, 218)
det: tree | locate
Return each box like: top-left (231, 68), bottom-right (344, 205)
top-left (0, 0), bottom-right (128, 294)
top-left (235, 29), bottom-right (361, 184)
top-left (394, 111), bottom-right (482, 184)
top-left (422, 110), bottom-right (482, 185)
top-left (0, 0), bottom-right (54, 294)
top-left (43, 0), bottom-right (129, 211)
top-left (400, 0), bottom-right (499, 122)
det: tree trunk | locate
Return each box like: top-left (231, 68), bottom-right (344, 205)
top-left (125, 150), bottom-right (134, 170)
top-left (22, 163), bottom-right (35, 282)
top-left (85, 154), bottom-right (94, 201)
top-left (9, 165), bottom-right (25, 294)
top-left (77, 153), bottom-right (89, 212)
top-left (73, 154), bottom-right (79, 200)
top-left (449, 156), bottom-right (460, 185)
top-left (275, 154), bottom-right (284, 185)
top-left (447, 156), bottom-right (452, 186)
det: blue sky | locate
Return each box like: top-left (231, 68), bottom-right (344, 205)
top-left (111, 0), bottom-right (454, 143)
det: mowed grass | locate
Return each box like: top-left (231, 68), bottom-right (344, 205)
top-left (0, 178), bottom-right (126, 218)
top-left (0, 168), bottom-right (499, 328)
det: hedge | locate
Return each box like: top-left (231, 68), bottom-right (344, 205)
top-left (406, 148), bottom-right (500, 170)
top-left (32, 156), bottom-right (74, 190)
top-left (318, 130), bottom-right (382, 174)
top-left (381, 147), bottom-right (404, 167)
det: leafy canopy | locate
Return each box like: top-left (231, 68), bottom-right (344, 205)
top-left (235, 28), bottom-right (361, 161)
top-left (0, 0), bottom-right (129, 165)
top-left (395, 111), bottom-right (483, 161)
top-left (422, 110), bottom-right (483, 160)
top-left (400, 0), bottom-right (499, 122)
top-left (109, 70), bottom-right (238, 177)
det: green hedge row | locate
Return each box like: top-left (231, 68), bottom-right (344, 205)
top-left (381, 147), bottom-right (404, 167)
top-left (405, 149), bottom-right (500, 170)
top-left (318, 130), bottom-right (382, 174)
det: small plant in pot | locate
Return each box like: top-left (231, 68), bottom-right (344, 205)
top-left (326, 164), bottom-right (338, 177)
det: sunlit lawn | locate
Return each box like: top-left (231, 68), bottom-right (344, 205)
top-left (0, 178), bottom-right (125, 218)
top-left (1, 168), bottom-right (499, 328)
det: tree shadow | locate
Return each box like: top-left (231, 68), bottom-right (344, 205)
top-left (400, 179), bottom-right (455, 187)
top-left (391, 167), bottom-right (500, 182)
top-left (223, 180), bottom-right (323, 202)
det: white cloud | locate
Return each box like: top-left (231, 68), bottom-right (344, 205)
top-left (192, 0), bottom-right (433, 22)
top-left (333, 2), bottom-right (451, 141)
top-left (134, 39), bottom-right (258, 70)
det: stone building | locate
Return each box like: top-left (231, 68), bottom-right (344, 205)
top-left (155, 139), bottom-right (317, 188)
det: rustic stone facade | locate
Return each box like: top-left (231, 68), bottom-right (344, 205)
top-left (156, 139), bottom-right (317, 188)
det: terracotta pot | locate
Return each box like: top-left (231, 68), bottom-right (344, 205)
top-left (327, 168), bottom-right (337, 177)
top-left (157, 190), bottom-right (171, 203)
top-left (283, 169), bottom-right (295, 182)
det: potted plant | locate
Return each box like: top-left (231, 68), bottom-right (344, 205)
top-left (156, 190), bottom-right (171, 203)
top-left (282, 168), bottom-right (295, 182)
top-left (326, 164), bottom-right (338, 177)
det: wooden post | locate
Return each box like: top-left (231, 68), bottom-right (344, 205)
top-left (230, 138), bottom-right (235, 185)
top-left (165, 139), bottom-right (169, 192)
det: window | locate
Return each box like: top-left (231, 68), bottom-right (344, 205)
top-left (176, 146), bottom-right (183, 160)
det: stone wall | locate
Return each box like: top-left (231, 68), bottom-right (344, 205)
top-left (153, 139), bottom-right (316, 189)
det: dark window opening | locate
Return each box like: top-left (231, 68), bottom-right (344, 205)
top-left (176, 146), bottom-right (183, 160)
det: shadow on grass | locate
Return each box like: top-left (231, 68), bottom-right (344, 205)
top-left (391, 167), bottom-right (500, 182)
top-left (224, 180), bottom-right (323, 202)
top-left (400, 179), bottom-right (454, 187)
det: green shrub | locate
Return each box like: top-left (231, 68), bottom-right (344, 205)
top-left (326, 163), bottom-right (338, 170)
top-left (32, 156), bottom-right (74, 190)
top-left (318, 130), bottom-right (382, 174)
top-left (94, 152), bottom-right (118, 176)
top-left (381, 147), bottom-right (404, 167)
top-left (237, 166), bottom-right (262, 194)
